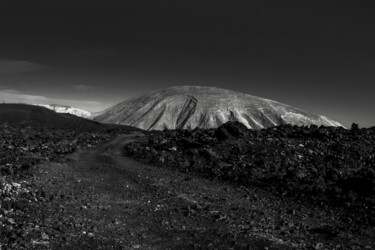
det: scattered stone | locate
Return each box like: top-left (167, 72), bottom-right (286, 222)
top-left (314, 242), bottom-right (323, 249)
top-left (41, 232), bottom-right (49, 240)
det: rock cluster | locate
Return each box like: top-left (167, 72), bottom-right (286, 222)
top-left (0, 179), bottom-right (36, 247)
top-left (124, 122), bottom-right (375, 230)
top-left (0, 124), bottom-right (120, 176)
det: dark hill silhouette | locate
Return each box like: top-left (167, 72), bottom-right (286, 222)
top-left (0, 103), bottom-right (106, 131)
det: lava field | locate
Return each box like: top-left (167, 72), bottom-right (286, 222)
top-left (0, 123), bottom-right (132, 248)
top-left (124, 122), bottom-right (375, 248)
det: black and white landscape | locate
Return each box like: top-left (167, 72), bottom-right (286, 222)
top-left (1, 1), bottom-right (375, 249)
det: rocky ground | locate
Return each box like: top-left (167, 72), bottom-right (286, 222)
top-left (123, 122), bottom-right (375, 249)
top-left (1, 121), bottom-right (374, 249)
top-left (1, 130), bottom-right (296, 250)
top-left (0, 124), bottom-right (134, 249)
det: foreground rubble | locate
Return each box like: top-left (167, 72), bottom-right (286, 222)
top-left (0, 125), bottom-right (113, 176)
top-left (124, 122), bottom-right (375, 249)
top-left (0, 124), bottom-right (132, 248)
top-left (2, 120), bottom-right (374, 249)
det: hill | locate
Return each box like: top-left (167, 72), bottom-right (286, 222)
top-left (93, 86), bottom-right (342, 130)
top-left (0, 103), bottom-right (104, 131)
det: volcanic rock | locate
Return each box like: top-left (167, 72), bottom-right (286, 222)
top-left (214, 121), bottom-right (248, 140)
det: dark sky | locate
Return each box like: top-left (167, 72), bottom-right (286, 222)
top-left (0, 1), bottom-right (374, 127)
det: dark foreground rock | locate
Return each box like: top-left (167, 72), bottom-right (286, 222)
top-left (214, 121), bottom-right (248, 140)
top-left (2, 120), bottom-right (374, 249)
top-left (0, 124), bottom-right (136, 249)
top-left (2, 133), bottom-right (296, 250)
top-left (123, 122), bottom-right (375, 249)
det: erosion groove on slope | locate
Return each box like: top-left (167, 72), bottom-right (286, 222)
top-left (176, 95), bottom-right (198, 129)
top-left (128, 99), bottom-right (164, 128)
top-left (148, 104), bottom-right (167, 130)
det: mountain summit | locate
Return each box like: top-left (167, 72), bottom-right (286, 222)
top-left (93, 86), bottom-right (342, 130)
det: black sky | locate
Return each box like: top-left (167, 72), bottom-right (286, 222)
top-left (0, 0), bottom-right (374, 127)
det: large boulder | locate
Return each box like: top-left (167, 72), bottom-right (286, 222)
top-left (214, 121), bottom-right (248, 141)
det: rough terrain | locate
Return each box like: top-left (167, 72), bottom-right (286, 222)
top-left (2, 132), bottom-right (296, 249)
top-left (124, 122), bottom-right (375, 249)
top-left (0, 109), bottom-right (140, 249)
top-left (1, 118), bottom-right (374, 249)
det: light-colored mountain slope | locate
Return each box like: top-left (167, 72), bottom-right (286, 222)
top-left (36, 104), bottom-right (92, 118)
top-left (93, 86), bottom-right (342, 130)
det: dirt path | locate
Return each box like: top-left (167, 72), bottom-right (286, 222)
top-left (25, 133), bottom-right (297, 249)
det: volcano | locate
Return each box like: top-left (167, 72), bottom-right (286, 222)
top-left (93, 86), bottom-right (342, 130)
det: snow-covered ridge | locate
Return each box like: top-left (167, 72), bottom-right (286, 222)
top-left (35, 104), bottom-right (92, 118)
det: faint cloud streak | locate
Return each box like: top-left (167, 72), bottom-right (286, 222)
top-left (0, 89), bottom-right (104, 112)
top-left (74, 84), bottom-right (94, 91)
top-left (0, 60), bottom-right (45, 75)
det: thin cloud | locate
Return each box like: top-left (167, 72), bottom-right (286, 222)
top-left (0, 60), bottom-right (46, 75)
top-left (74, 84), bottom-right (94, 91)
top-left (0, 89), bottom-right (104, 112)
top-left (53, 48), bottom-right (117, 60)
top-left (0, 89), bottom-right (23, 94)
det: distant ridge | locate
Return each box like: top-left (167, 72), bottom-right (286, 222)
top-left (93, 86), bottom-right (342, 130)
top-left (0, 103), bottom-right (101, 130)
top-left (35, 104), bottom-right (92, 118)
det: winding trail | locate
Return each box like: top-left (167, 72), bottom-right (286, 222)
top-left (30, 133), bottom-right (293, 249)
